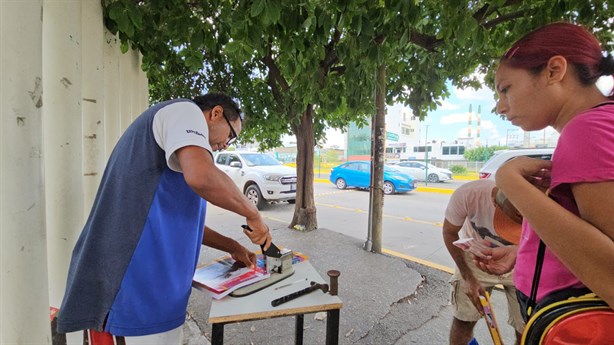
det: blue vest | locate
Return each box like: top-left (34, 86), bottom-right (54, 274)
top-left (57, 99), bottom-right (206, 335)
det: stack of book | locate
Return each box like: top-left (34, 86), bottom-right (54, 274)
top-left (193, 256), bottom-right (270, 299)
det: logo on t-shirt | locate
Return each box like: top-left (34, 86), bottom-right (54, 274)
top-left (470, 221), bottom-right (513, 246)
top-left (186, 129), bottom-right (206, 140)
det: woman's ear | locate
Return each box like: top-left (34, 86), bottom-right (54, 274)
top-left (545, 55), bottom-right (568, 84)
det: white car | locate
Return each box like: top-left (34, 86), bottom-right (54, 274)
top-left (388, 161), bottom-right (453, 183)
top-left (479, 148), bottom-right (555, 180)
top-left (215, 151), bottom-right (297, 209)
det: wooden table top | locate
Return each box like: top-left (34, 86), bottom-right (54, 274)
top-left (208, 261), bottom-right (343, 324)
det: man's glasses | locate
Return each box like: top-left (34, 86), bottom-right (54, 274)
top-left (222, 112), bottom-right (238, 146)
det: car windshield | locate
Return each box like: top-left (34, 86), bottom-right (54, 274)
top-left (242, 153), bottom-right (283, 167)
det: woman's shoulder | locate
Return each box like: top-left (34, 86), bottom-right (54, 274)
top-left (564, 103), bottom-right (614, 135)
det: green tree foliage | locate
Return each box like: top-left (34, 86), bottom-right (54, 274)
top-left (101, 0), bottom-right (613, 230)
top-left (450, 165), bottom-right (468, 175)
top-left (464, 145), bottom-right (508, 161)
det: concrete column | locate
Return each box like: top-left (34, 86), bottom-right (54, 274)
top-left (42, 0), bottom-right (84, 307)
top-left (0, 1), bottom-right (51, 343)
top-left (81, 0), bottom-right (105, 214)
top-left (119, 50), bottom-right (134, 129)
top-left (103, 31), bottom-right (121, 158)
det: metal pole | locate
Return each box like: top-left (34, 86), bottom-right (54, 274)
top-left (424, 125), bottom-right (429, 186)
top-left (318, 146), bottom-right (322, 178)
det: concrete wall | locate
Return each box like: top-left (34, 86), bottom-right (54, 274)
top-left (1, 1), bottom-right (148, 343)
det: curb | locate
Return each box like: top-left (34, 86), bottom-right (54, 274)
top-left (416, 186), bottom-right (454, 194)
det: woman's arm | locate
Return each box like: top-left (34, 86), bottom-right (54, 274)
top-left (496, 157), bottom-right (614, 307)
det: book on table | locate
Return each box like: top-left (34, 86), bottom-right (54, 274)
top-left (193, 256), bottom-right (270, 300)
top-left (193, 250), bottom-right (309, 300)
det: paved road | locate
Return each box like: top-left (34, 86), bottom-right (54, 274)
top-left (257, 182), bottom-right (456, 270)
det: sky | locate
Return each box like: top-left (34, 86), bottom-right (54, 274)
top-left (320, 76), bottom-right (614, 149)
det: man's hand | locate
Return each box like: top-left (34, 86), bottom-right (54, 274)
top-left (243, 216), bottom-right (272, 249)
top-left (461, 276), bottom-right (486, 315)
top-left (472, 245), bottom-right (518, 275)
top-left (230, 244), bottom-right (257, 269)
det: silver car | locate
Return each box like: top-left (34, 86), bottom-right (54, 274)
top-left (478, 148), bottom-right (554, 180)
top-left (388, 161), bottom-right (452, 183)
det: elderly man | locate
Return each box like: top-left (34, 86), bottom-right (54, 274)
top-left (56, 93), bottom-right (271, 344)
top-left (443, 179), bottom-right (524, 345)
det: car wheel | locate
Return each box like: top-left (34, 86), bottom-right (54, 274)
top-left (335, 178), bottom-right (347, 190)
top-left (383, 181), bottom-right (395, 195)
top-left (245, 184), bottom-right (265, 210)
top-left (288, 199), bottom-right (296, 204)
top-left (427, 173), bottom-right (440, 183)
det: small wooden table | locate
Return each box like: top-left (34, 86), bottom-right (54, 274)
top-left (207, 261), bottom-right (343, 345)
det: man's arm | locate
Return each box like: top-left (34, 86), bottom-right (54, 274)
top-left (176, 145), bottom-right (271, 248)
top-left (203, 226), bottom-right (257, 268)
top-left (443, 218), bottom-right (484, 313)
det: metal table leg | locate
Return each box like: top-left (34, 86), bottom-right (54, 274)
top-left (295, 314), bottom-right (304, 345)
top-left (211, 323), bottom-right (225, 345)
top-left (326, 309), bottom-right (340, 345)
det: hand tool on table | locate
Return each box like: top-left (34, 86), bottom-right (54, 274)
top-left (241, 224), bottom-right (282, 259)
top-left (271, 281), bottom-right (329, 307)
top-left (230, 225), bottom-right (295, 297)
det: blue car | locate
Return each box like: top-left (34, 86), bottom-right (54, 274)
top-left (329, 161), bottom-right (417, 194)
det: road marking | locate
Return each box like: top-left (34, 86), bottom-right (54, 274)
top-left (314, 189), bottom-right (354, 197)
top-left (315, 201), bottom-right (443, 227)
top-left (263, 215), bottom-right (290, 224)
top-left (382, 248), bottom-right (454, 274)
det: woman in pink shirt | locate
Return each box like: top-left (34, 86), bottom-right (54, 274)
top-left (474, 22), bottom-right (614, 320)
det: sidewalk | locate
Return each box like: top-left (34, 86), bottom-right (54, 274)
top-left (184, 226), bottom-right (517, 344)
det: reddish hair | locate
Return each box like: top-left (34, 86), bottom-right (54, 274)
top-left (502, 22), bottom-right (614, 98)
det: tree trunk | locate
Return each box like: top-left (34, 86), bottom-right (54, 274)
top-left (366, 64), bottom-right (386, 253)
top-left (290, 106), bottom-right (318, 231)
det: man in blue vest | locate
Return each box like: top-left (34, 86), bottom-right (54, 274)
top-left (57, 93), bottom-right (272, 344)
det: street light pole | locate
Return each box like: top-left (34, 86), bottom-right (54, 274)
top-left (424, 125), bottom-right (430, 186)
top-left (506, 128), bottom-right (517, 147)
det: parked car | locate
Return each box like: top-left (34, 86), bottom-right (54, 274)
top-left (388, 161), bottom-right (453, 183)
top-left (329, 161), bottom-right (417, 194)
top-left (215, 151), bottom-right (297, 209)
top-left (479, 148), bottom-right (555, 180)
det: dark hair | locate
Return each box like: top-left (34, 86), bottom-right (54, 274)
top-left (502, 22), bottom-right (614, 98)
top-left (192, 93), bottom-right (243, 121)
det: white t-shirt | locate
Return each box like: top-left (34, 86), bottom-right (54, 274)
top-left (152, 101), bottom-right (213, 172)
top-left (445, 179), bottom-right (498, 240)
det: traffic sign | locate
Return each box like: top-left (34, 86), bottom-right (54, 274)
top-left (386, 131), bottom-right (399, 141)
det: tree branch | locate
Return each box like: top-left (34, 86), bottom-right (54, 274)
top-left (318, 27), bottom-right (342, 87)
top-left (262, 54), bottom-right (285, 106)
top-left (483, 9), bottom-right (528, 29)
top-left (409, 31), bottom-right (443, 51)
